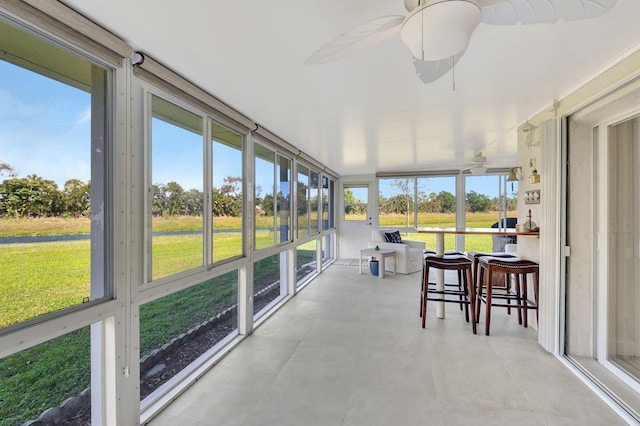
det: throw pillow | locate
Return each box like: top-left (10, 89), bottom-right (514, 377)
top-left (384, 231), bottom-right (402, 244)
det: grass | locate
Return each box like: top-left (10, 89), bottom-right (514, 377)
top-left (373, 211), bottom-right (516, 253)
top-left (140, 271), bottom-right (238, 356)
top-left (0, 212), bottom-right (516, 326)
top-left (296, 240), bottom-right (317, 269)
top-left (0, 217), bottom-right (91, 237)
top-left (253, 254), bottom-right (285, 315)
top-left (0, 212), bottom-right (512, 424)
top-left (0, 327), bottom-right (90, 426)
top-left (152, 234), bottom-right (204, 280)
top-left (0, 240), bottom-right (90, 327)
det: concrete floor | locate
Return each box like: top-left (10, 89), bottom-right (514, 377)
top-left (148, 263), bottom-right (627, 425)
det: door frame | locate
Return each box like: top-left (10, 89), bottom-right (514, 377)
top-left (338, 175), bottom-right (376, 259)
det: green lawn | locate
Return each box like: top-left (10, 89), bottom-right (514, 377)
top-left (0, 327), bottom-right (90, 426)
top-left (0, 212), bottom-right (515, 326)
top-left (140, 271), bottom-right (238, 356)
top-left (374, 211), bottom-right (516, 253)
top-left (0, 212), bottom-right (512, 425)
top-left (0, 240), bottom-right (90, 327)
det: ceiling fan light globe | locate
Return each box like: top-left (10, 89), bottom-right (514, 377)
top-left (469, 165), bottom-right (488, 175)
top-left (401, 0), bottom-right (482, 61)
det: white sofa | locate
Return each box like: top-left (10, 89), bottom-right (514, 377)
top-left (368, 229), bottom-right (426, 274)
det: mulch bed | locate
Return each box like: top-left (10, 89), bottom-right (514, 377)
top-left (139, 314), bottom-right (238, 399)
top-left (33, 266), bottom-right (314, 425)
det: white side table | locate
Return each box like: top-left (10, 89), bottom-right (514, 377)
top-left (359, 248), bottom-right (396, 279)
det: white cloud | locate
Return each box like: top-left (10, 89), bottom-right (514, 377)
top-left (76, 107), bottom-right (91, 126)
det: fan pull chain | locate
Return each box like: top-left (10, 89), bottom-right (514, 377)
top-left (420, 0), bottom-right (424, 61)
top-left (452, 56), bottom-right (456, 91)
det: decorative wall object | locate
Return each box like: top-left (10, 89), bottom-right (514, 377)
top-left (524, 189), bottom-right (540, 204)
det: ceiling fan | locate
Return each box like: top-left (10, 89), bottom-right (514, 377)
top-left (464, 151), bottom-right (489, 174)
top-left (305, 0), bottom-right (617, 83)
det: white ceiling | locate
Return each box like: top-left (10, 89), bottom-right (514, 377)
top-left (64, 0), bottom-right (640, 176)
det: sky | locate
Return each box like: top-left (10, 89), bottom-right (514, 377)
top-left (0, 58), bottom-right (511, 198)
top-left (0, 60), bottom-right (91, 186)
top-left (378, 175), bottom-right (514, 200)
top-left (0, 59), bottom-right (241, 191)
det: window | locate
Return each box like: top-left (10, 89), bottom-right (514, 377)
top-left (296, 240), bottom-right (317, 287)
top-left (0, 18), bottom-right (111, 328)
top-left (149, 95), bottom-right (204, 281)
top-left (343, 185), bottom-right (368, 221)
top-left (254, 143), bottom-right (275, 250)
top-left (414, 176), bottom-right (457, 249)
top-left (416, 177), bottom-right (456, 226)
top-left (139, 271), bottom-right (238, 399)
top-left (253, 253), bottom-right (287, 319)
top-left (377, 176), bottom-right (457, 249)
top-left (254, 142), bottom-right (291, 249)
top-left (0, 326), bottom-right (92, 424)
top-left (465, 174), bottom-right (517, 252)
top-left (297, 165), bottom-right (309, 238)
top-left (276, 155), bottom-right (292, 244)
top-left (309, 170), bottom-right (319, 234)
top-left (322, 233), bottom-right (335, 267)
top-left (321, 176), bottom-right (333, 231)
top-left (211, 122), bottom-right (243, 262)
top-left (330, 179), bottom-right (335, 228)
top-left (379, 174), bottom-right (516, 252)
top-left (378, 178), bottom-right (415, 228)
top-left (296, 165), bottom-right (320, 236)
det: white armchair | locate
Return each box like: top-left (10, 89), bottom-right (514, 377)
top-left (368, 229), bottom-right (426, 274)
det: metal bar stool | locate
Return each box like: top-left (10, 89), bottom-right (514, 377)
top-left (475, 256), bottom-right (539, 336)
top-left (421, 253), bottom-right (476, 334)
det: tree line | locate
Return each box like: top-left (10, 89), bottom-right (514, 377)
top-left (0, 175), bottom-right (90, 218)
top-left (0, 165), bottom-right (515, 219)
top-left (151, 177), bottom-right (243, 218)
top-left (0, 171), bottom-right (309, 219)
top-left (0, 173), bottom-right (245, 219)
top-left (379, 190), bottom-right (516, 214)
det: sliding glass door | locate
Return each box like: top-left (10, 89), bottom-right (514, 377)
top-left (565, 98), bottom-right (640, 420)
top-left (604, 115), bottom-right (640, 379)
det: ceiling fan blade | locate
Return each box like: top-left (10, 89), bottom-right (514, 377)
top-left (304, 15), bottom-right (405, 65)
top-left (481, 0), bottom-right (617, 25)
top-left (412, 48), bottom-right (466, 84)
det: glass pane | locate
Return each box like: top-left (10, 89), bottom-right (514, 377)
top-left (328, 179), bottom-right (335, 229)
top-left (139, 271), bottom-right (238, 399)
top-left (150, 95), bottom-right (204, 280)
top-left (309, 170), bottom-right (319, 233)
top-left (297, 165), bottom-right (309, 238)
top-left (378, 178), bottom-right (416, 228)
top-left (564, 118), bottom-right (597, 373)
top-left (0, 21), bottom-right (108, 327)
top-left (322, 177), bottom-right (329, 230)
top-left (322, 233), bottom-right (335, 266)
top-left (253, 253), bottom-right (287, 319)
top-left (255, 143), bottom-right (275, 250)
top-left (296, 240), bottom-right (317, 286)
top-left (211, 122), bottom-right (243, 262)
top-left (415, 176), bottom-right (456, 250)
top-left (344, 186), bottom-right (368, 221)
top-left (0, 326), bottom-right (91, 424)
top-left (465, 175), bottom-right (517, 252)
top-left (564, 113), bottom-right (640, 401)
top-left (277, 155), bottom-right (291, 244)
top-left (606, 116), bottom-right (640, 380)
